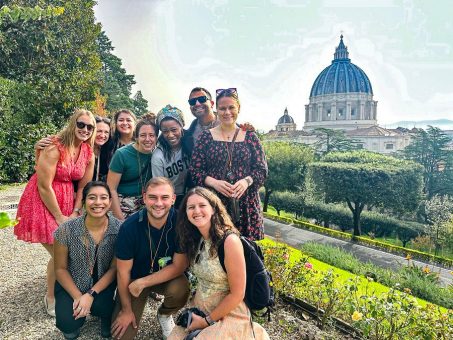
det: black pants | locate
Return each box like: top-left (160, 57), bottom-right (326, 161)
top-left (55, 281), bottom-right (116, 334)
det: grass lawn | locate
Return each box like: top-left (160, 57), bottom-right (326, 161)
top-left (259, 238), bottom-right (447, 312)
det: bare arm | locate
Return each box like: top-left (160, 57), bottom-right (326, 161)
top-left (187, 235), bottom-right (245, 331)
top-left (128, 252), bottom-right (188, 297)
top-left (107, 170), bottom-right (124, 220)
top-left (36, 145), bottom-right (68, 225)
top-left (111, 258), bottom-right (137, 338)
top-left (72, 152), bottom-right (95, 217)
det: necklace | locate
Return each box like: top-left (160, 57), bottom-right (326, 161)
top-left (136, 146), bottom-right (151, 195)
top-left (147, 219), bottom-right (166, 273)
top-left (220, 127), bottom-right (236, 141)
top-left (84, 217), bottom-right (108, 276)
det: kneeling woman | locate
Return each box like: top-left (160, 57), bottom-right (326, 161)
top-left (53, 181), bottom-right (122, 339)
top-left (170, 187), bottom-right (269, 340)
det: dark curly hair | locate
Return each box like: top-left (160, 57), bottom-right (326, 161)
top-left (176, 187), bottom-right (239, 264)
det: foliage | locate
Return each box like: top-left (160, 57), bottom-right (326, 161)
top-left (422, 195), bottom-right (453, 255)
top-left (0, 117), bottom-right (59, 183)
top-left (262, 141), bottom-right (314, 211)
top-left (0, 3), bottom-right (64, 24)
top-left (0, 0), bottom-right (103, 125)
top-left (261, 240), bottom-right (452, 338)
top-left (312, 127), bottom-right (359, 155)
top-left (301, 242), bottom-right (453, 309)
top-left (263, 212), bottom-right (453, 268)
top-left (0, 211), bottom-right (17, 228)
top-left (132, 90), bottom-right (149, 117)
top-left (97, 30), bottom-right (149, 114)
top-left (402, 126), bottom-right (453, 197)
top-left (309, 151), bottom-right (424, 235)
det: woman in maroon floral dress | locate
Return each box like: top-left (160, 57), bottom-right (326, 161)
top-left (190, 88), bottom-right (268, 240)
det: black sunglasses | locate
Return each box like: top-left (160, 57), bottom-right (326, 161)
top-left (195, 240), bottom-right (205, 264)
top-left (95, 116), bottom-right (111, 124)
top-left (188, 96), bottom-right (208, 106)
top-left (216, 88), bottom-right (237, 97)
top-left (76, 121), bottom-right (95, 131)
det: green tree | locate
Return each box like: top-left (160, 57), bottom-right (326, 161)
top-left (262, 141), bottom-right (314, 212)
top-left (0, 0), bottom-right (103, 124)
top-left (309, 151), bottom-right (423, 236)
top-left (132, 90), bottom-right (149, 117)
top-left (97, 30), bottom-right (136, 112)
top-left (313, 128), bottom-right (359, 155)
top-left (403, 126), bottom-right (453, 197)
top-left (422, 195), bottom-right (453, 255)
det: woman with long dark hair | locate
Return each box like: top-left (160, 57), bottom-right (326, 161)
top-left (169, 187), bottom-right (269, 339)
top-left (54, 181), bottom-right (121, 339)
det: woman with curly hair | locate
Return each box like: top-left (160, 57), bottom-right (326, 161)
top-left (15, 109), bottom-right (96, 317)
top-left (169, 187), bottom-right (269, 339)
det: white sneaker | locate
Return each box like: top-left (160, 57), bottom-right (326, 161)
top-left (157, 312), bottom-right (175, 339)
top-left (43, 295), bottom-right (56, 317)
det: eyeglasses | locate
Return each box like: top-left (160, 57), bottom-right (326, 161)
top-left (195, 240), bottom-right (205, 264)
top-left (188, 96), bottom-right (208, 106)
top-left (216, 88), bottom-right (237, 97)
top-left (95, 116), bottom-right (111, 124)
top-left (76, 121), bottom-right (95, 131)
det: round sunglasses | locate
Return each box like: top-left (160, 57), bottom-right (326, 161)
top-left (76, 121), bottom-right (95, 131)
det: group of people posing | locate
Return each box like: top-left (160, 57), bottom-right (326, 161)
top-left (14, 87), bottom-right (269, 339)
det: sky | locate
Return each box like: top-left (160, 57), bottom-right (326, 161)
top-left (94, 0), bottom-right (453, 131)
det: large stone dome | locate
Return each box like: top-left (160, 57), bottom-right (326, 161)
top-left (278, 108), bottom-right (294, 124)
top-left (310, 35), bottom-right (373, 97)
top-left (304, 35), bottom-right (378, 130)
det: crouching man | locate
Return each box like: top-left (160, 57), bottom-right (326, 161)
top-left (112, 177), bottom-right (190, 339)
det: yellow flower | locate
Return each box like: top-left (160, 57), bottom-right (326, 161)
top-left (422, 266), bottom-right (431, 274)
top-left (404, 288), bottom-right (412, 294)
top-left (352, 311), bottom-right (363, 321)
top-left (405, 254), bottom-right (412, 261)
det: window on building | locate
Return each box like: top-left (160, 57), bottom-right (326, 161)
top-left (356, 143), bottom-right (364, 149)
top-left (385, 143), bottom-right (394, 150)
top-left (351, 108), bottom-right (355, 116)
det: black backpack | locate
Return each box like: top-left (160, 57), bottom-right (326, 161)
top-left (218, 234), bottom-right (274, 320)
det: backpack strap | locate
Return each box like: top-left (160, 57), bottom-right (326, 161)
top-left (217, 231), bottom-right (236, 272)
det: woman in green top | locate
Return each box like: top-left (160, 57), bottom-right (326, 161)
top-left (107, 118), bottom-right (158, 220)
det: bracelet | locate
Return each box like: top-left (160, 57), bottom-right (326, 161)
top-left (244, 177), bottom-right (253, 187)
top-left (73, 208), bottom-right (81, 213)
top-left (205, 314), bottom-right (215, 326)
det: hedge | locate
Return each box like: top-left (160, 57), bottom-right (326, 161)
top-left (263, 211), bottom-right (453, 268)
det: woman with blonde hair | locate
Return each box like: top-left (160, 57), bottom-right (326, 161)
top-left (15, 109), bottom-right (96, 317)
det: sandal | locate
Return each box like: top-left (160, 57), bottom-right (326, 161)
top-left (43, 295), bottom-right (56, 317)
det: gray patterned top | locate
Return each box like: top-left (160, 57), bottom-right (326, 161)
top-left (54, 214), bottom-right (122, 292)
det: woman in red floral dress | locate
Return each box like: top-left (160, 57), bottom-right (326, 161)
top-left (190, 88), bottom-right (268, 240)
top-left (14, 109), bottom-right (96, 317)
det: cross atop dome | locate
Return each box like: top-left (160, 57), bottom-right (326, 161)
top-left (333, 34), bottom-right (350, 61)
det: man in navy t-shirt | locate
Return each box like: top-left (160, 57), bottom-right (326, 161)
top-left (111, 177), bottom-right (190, 339)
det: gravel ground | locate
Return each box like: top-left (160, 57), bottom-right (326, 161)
top-left (0, 185), bottom-right (350, 339)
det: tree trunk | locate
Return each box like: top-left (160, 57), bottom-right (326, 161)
top-left (347, 200), bottom-right (364, 237)
top-left (263, 187), bottom-right (272, 212)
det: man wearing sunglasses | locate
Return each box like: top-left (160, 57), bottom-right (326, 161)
top-left (186, 87), bottom-right (219, 142)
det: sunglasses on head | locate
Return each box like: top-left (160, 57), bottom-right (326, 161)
top-left (95, 116), bottom-right (111, 124)
top-left (216, 88), bottom-right (237, 97)
top-left (188, 95), bottom-right (208, 106)
top-left (76, 121), bottom-right (95, 131)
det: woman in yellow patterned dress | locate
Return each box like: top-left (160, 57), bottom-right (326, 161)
top-left (170, 187), bottom-right (269, 340)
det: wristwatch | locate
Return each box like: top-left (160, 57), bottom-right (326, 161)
top-left (204, 314), bottom-right (216, 326)
top-left (87, 289), bottom-right (98, 298)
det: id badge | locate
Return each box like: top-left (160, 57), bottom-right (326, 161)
top-left (158, 256), bottom-right (172, 269)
